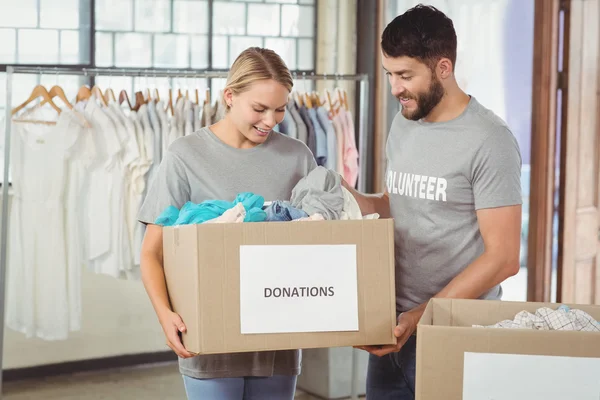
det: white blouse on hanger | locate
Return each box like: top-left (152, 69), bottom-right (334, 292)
top-left (6, 107), bottom-right (89, 340)
top-left (82, 100), bottom-right (125, 278)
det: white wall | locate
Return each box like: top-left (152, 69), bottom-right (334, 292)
top-left (1, 194), bottom-right (166, 369)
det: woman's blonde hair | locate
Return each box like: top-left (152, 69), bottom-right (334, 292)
top-left (222, 47), bottom-right (293, 109)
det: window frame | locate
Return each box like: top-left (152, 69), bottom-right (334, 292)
top-left (0, 0), bottom-right (318, 74)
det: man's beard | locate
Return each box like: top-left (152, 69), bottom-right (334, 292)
top-left (399, 76), bottom-right (445, 121)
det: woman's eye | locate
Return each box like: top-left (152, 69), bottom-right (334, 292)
top-left (276, 109), bottom-right (285, 113)
top-left (253, 108), bottom-right (265, 113)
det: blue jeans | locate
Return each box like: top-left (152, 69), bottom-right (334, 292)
top-left (182, 375), bottom-right (297, 400)
top-left (366, 335), bottom-right (417, 400)
top-left (264, 201), bottom-right (308, 221)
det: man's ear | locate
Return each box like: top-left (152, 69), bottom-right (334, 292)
top-left (437, 58), bottom-right (454, 79)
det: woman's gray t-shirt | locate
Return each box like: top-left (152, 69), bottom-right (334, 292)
top-left (138, 127), bottom-right (317, 379)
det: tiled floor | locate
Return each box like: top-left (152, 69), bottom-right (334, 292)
top-left (2, 362), bottom-right (360, 399)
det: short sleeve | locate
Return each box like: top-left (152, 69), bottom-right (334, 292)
top-left (472, 127), bottom-right (523, 210)
top-left (137, 149), bottom-right (190, 224)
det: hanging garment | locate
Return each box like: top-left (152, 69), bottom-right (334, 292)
top-left (287, 100), bottom-right (306, 144)
top-left (184, 99), bottom-right (194, 136)
top-left (211, 99), bottom-right (226, 123)
top-left (64, 117), bottom-right (96, 332)
top-left (298, 106), bottom-right (317, 156)
top-left (193, 103), bottom-right (202, 132)
top-left (277, 105), bottom-right (298, 139)
top-left (129, 110), bottom-right (152, 270)
top-left (156, 100), bottom-right (170, 155)
top-left (201, 101), bottom-right (212, 127)
top-left (290, 166), bottom-right (344, 220)
top-left (108, 101), bottom-right (143, 274)
top-left (82, 100), bottom-right (124, 278)
top-left (102, 104), bottom-right (134, 275)
top-left (147, 101), bottom-right (163, 170)
top-left (332, 113), bottom-right (345, 175)
top-left (316, 106), bottom-right (338, 172)
top-left (5, 108), bottom-right (89, 340)
top-left (308, 108), bottom-right (328, 166)
top-left (341, 109), bottom-right (359, 188)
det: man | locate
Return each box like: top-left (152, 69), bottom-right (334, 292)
top-left (343, 5), bottom-right (522, 399)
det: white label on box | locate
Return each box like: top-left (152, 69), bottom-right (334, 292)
top-left (463, 352), bottom-right (600, 400)
top-left (239, 244), bottom-right (359, 334)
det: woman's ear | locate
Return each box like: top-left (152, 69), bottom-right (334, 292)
top-left (223, 88), bottom-right (233, 108)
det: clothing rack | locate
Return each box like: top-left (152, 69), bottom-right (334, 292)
top-left (0, 66), bottom-right (370, 399)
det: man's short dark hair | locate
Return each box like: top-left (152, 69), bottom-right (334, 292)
top-left (381, 4), bottom-right (457, 70)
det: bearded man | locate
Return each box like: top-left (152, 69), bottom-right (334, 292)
top-left (343, 5), bottom-right (523, 399)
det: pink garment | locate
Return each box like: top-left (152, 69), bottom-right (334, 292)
top-left (293, 213), bottom-right (325, 222)
top-left (342, 109), bottom-right (359, 187)
top-left (332, 115), bottom-right (345, 175)
top-left (205, 203), bottom-right (246, 223)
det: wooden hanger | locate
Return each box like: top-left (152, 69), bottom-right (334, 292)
top-left (304, 92), bottom-right (313, 109)
top-left (132, 91), bottom-right (146, 112)
top-left (166, 89), bottom-right (174, 115)
top-left (105, 88), bottom-right (117, 103)
top-left (292, 91), bottom-right (303, 108)
top-left (12, 85), bottom-right (62, 116)
top-left (36, 85), bottom-right (72, 110)
top-left (119, 90), bottom-right (133, 110)
top-left (76, 85), bottom-right (92, 102)
top-left (154, 88), bottom-right (160, 102)
top-left (49, 85), bottom-right (90, 127)
top-left (195, 89), bottom-right (199, 105)
top-left (91, 85), bottom-right (107, 106)
top-left (325, 89), bottom-right (333, 110)
top-left (312, 91), bottom-right (322, 107)
top-left (204, 89), bottom-right (210, 105)
top-left (176, 88), bottom-right (183, 102)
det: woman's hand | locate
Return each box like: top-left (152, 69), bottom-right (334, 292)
top-left (159, 310), bottom-right (195, 359)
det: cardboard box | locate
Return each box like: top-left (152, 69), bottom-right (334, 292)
top-left (162, 219), bottom-right (396, 355)
top-left (416, 298), bottom-right (600, 400)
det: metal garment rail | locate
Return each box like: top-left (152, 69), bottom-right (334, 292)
top-left (0, 66), bottom-right (370, 399)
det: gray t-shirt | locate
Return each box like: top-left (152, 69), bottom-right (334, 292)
top-left (385, 97), bottom-right (522, 312)
top-left (138, 127), bottom-right (317, 379)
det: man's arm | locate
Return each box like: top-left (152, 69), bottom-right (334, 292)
top-left (341, 179), bottom-right (391, 219)
top-left (360, 203), bottom-right (522, 356)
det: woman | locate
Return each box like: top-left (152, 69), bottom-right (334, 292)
top-left (137, 47), bottom-right (316, 399)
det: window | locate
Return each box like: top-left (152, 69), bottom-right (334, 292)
top-left (0, 0), bottom-right (317, 115)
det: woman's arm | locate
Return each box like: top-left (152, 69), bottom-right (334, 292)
top-left (140, 224), bottom-right (194, 358)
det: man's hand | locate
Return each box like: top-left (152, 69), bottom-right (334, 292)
top-left (355, 309), bottom-right (420, 357)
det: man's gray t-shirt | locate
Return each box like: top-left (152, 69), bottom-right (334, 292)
top-left (385, 97), bottom-right (522, 313)
top-left (138, 127), bottom-right (317, 379)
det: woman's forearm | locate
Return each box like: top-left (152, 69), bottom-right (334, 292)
top-left (140, 251), bottom-right (173, 319)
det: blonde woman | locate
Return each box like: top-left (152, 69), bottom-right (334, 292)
top-left (137, 48), bottom-right (316, 399)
